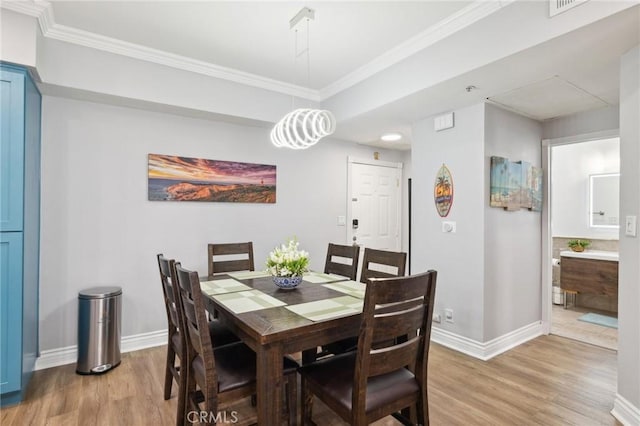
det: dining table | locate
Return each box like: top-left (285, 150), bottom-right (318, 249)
top-left (200, 270), bottom-right (367, 424)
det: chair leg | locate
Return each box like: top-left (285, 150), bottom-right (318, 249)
top-left (175, 360), bottom-right (187, 426)
top-left (416, 391), bottom-right (429, 426)
top-left (164, 345), bottom-right (176, 400)
top-left (183, 371), bottom-right (197, 426)
top-left (286, 373), bottom-right (297, 426)
top-left (301, 376), bottom-right (314, 425)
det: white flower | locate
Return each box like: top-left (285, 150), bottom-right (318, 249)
top-left (265, 238), bottom-right (310, 277)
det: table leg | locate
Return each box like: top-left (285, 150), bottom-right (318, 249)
top-left (256, 343), bottom-right (283, 424)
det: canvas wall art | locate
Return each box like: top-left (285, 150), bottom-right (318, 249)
top-left (490, 156), bottom-right (542, 212)
top-left (148, 154), bottom-right (276, 203)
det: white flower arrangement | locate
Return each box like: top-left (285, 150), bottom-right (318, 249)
top-left (266, 238), bottom-right (310, 277)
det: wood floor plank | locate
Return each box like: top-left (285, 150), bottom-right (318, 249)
top-left (0, 335), bottom-right (621, 425)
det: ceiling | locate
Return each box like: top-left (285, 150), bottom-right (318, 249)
top-left (10, 1), bottom-right (640, 150)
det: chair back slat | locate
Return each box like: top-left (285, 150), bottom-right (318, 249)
top-left (208, 242), bottom-right (255, 276)
top-left (324, 243), bottom-right (360, 281)
top-left (368, 336), bottom-right (421, 377)
top-left (354, 271), bottom-right (437, 412)
top-left (360, 248), bottom-right (407, 284)
top-left (371, 304), bottom-right (424, 344)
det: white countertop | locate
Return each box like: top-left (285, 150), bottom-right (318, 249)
top-left (560, 250), bottom-right (619, 261)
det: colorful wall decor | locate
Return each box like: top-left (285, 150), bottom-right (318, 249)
top-left (490, 156), bottom-right (542, 211)
top-left (148, 154), bottom-right (276, 203)
top-left (434, 164), bottom-right (454, 217)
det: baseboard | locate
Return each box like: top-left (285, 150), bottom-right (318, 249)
top-left (612, 393), bottom-right (640, 426)
top-left (431, 321), bottom-right (544, 361)
top-left (34, 329), bottom-right (168, 371)
top-left (36, 321), bottom-right (543, 369)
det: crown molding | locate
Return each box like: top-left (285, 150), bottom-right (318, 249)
top-left (0, 0), bottom-right (48, 17)
top-left (3, 0), bottom-right (508, 103)
top-left (2, 1), bottom-right (321, 101)
top-left (319, 0), bottom-right (513, 99)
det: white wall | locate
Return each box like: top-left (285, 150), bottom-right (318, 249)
top-left (483, 104), bottom-right (542, 341)
top-left (412, 103), bottom-right (486, 341)
top-left (542, 105), bottom-right (619, 140)
top-left (412, 102), bottom-right (542, 344)
top-left (552, 138), bottom-right (620, 240)
top-left (39, 96), bottom-right (405, 351)
top-left (615, 44), bottom-right (640, 424)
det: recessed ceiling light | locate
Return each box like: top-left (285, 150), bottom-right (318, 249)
top-left (381, 133), bottom-right (402, 142)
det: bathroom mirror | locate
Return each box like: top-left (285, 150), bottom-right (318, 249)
top-left (590, 173), bottom-right (619, 228)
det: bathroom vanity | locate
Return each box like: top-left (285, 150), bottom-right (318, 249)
top-left (560, 250), bottom-right (619, 299)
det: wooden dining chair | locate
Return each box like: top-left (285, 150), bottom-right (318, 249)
top-left (321, 247), bottom-right (408, 357)
top-left (174, 264), bottom-right (299, 425)
top-left (324, 243), bottom-right (360, 281)
top-left (360, 247), bottom-right (407, 284)
top-left (207, 242), bottom-right (255, 276)
top-left (156, 254), bottom-right (240, 426)
top-left (299, 270), bottom-right (437, 426)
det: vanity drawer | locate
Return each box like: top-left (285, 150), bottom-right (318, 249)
top-left (560, 256), bottom-right (618, 297)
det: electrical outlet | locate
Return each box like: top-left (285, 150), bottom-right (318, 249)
top-left (432, 313), bottom-right (441, 323)
top-left (444, 308), bottom-right (454, 323)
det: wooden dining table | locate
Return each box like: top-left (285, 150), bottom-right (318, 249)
top-left (201, 272), bottom-right (364, 424)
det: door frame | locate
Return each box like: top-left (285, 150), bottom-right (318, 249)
top-left (541, 129), bottom-right (619, 334)
top-left (346, 156), bottom-right (403, 249)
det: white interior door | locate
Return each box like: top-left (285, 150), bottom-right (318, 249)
top-left (347, 158), bottom-right (402, 252)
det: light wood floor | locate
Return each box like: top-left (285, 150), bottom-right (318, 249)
top-left (1, 335), bottom-right (619, 425)
top-left (551, 304), bottom-right (618, 350)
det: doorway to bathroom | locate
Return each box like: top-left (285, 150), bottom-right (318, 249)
top-left (545, 135), bottom-right (620, 350)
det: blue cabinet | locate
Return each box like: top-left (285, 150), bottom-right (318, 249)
top-left (0, 65), bottom-right (41, 407)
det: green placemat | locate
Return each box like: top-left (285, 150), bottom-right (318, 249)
top-left (200, 278), bottom-right (252, 295)
top-left (227, 270), bottom-right (271, 280)
top-left (323, 280), bottom-right (366, 298)
top-left (212, 289), bottom-right (286, 314)
top-left (286, 295), bottom-right (363, 322)
top-left (303, 271), bottom-right (346, 284)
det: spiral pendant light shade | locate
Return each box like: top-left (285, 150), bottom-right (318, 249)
top-left (270, 108), bottom-right (336, 149)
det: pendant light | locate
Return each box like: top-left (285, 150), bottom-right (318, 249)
top-left (270, 7), bottom-right (336, 150)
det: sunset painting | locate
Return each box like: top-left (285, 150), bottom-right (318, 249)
top-left (148, 154), bottom-right (276, 203)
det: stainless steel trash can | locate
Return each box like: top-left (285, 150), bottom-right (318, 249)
top-left (76, 286), bottom-right (122, 374)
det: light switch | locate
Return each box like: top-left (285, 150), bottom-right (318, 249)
top-left (337, 215), bottom-right (346, 226)
top-left (625, 215), bottom-right (637, 237)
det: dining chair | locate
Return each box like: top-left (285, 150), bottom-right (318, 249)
top-left (299, 270), bottom-right (437, 426)
top-left (207, 242), bottom-right (255, 276)
top-left (320, 247), bottom-right (408, 357)
top-left (156, 254), bottom-right (240, 426)
top-left (359, 247), bottom-right (407, 284)
top-left (174, 264), bottom-right (299, 425)
top-left (324, 243), bottom-right (360, 281)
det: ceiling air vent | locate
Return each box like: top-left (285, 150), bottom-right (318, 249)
top-left (549, 0), bottom-right (589, 17)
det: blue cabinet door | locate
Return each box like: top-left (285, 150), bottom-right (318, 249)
top-left (0, 69), bottom-right (25, 232)
top-left (0, 232), bottom-right (24, 394)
